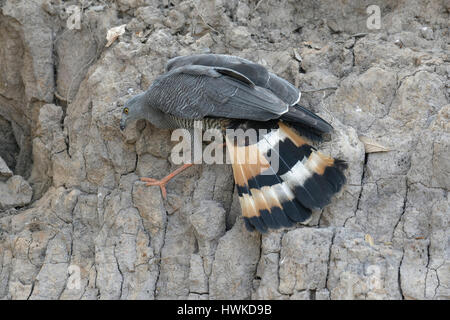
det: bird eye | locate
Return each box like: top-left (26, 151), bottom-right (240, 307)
top-left (124, 108), bottom-right (129, 115)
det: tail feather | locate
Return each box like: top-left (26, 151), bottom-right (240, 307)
top-left (227, 121), bottom-right (347, 233)
top-left (280, 104), bottom-right (334, 134)
top-left (226, 136), bottom-right (294, 231)
top-left (259, 130), bottom-right (313, 223)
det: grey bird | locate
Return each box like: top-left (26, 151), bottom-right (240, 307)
top-left (120, 54), bottom-right (347, 233)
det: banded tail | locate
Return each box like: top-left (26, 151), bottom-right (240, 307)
top-left (226, 121), bottom-right (347, 233)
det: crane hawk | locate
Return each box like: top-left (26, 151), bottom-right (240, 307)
top-left (120, 54), bottom-right (347, 233)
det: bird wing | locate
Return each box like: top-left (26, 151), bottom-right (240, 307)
top-left (149, 65), bottom-right (289, 121)
top-left (165, 54), bottom-right (268, 85)
top-left (165, 54), bottom-right (301, 106)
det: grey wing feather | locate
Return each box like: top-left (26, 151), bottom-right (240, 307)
top-left (166, 54), bottom-right (266, 77)
top-left (149, 65), bottom-right (288, 121)
top-left (214, 68), bottom-right (255, 87)
top-left (165, 54), bottom-right (301, 106)
top-left (266, 72), bottom-right (301, 106)
top-left (165, 64), bottom-right (255, 88)
top-left (166, 54), bottom-right (268, 88)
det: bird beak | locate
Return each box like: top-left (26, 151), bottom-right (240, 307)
top-left (120, 118), bottom-right (126, 131)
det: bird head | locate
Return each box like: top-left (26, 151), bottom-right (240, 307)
top-left (120, 93), bottom-right (145, 131)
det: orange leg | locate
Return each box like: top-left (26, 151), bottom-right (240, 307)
top-left (140, 163), bottom-right (194, 199)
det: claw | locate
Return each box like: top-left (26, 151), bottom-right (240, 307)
top-left (140, 177), bottom-right (168, 199)
top-left (140, 177), bottom-right (159, 184)
top-left (139, 163), bottom-right (194, 200)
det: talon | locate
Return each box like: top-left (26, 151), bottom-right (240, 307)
top-left (140, 178), bottom-right (168, 199)
top-left (160, 185), bottom-right (167, 199)
top-left (145, 181), bottom-right (160, 186)
top-left (140, 177), bottom-right (158, 183)
top-left (139, 163), bottom-right (194, 200)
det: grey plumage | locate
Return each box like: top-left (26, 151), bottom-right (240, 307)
top-left (166, 54), bottom-right (301, 106)
top-left (120, 53), bottom-right (332, 133)
top-left (147, 65), bottom-right (288, 121)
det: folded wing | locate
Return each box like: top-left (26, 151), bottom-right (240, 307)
top-left (149, 65), bottom-right (289, 121)
top-left (164, 54), bottom-right (333, 133)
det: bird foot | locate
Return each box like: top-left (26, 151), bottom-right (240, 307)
top-left (140, 177), bottom-right (169, 199)
top-left (140, 163), bottom-right (194, 199)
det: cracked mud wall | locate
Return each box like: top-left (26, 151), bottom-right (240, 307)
top-left (0, 0), bottom-right (448, 300)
